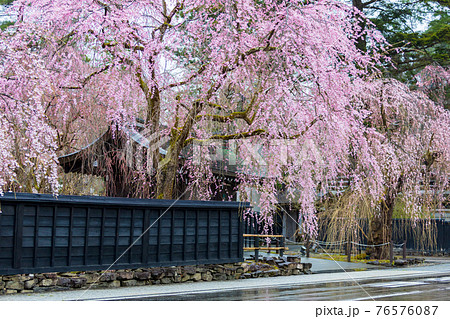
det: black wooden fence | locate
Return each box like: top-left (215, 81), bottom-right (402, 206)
top-left (316, 218), bottom-right (450, 253)
top-left (0, 193), bottom-right (247, 275)
top-left (392, 219), bottom-right (450, 252)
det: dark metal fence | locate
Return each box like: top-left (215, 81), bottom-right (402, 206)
top-left (0, 193), bottom-right (247, 275)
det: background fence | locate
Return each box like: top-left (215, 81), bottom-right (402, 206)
top-left (0, 193), bottom-right (247, 275)
top-left (392, 219), bottom-right (450, 252)
top-left (315, 219), bottom-right (450, 253)
top-left (245, 212), bottom-right (449, 253)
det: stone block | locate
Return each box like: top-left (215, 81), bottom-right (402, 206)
top-left (201, 272), bottom-right (213, 281)
top-left (196, 267), bottom-right (207, 273)
top-left (21, 290), bottom-right (34, 294)
top-left (173, 275), bottom-right (182, 283)
top-left (59, 272), bottom-right (79, 277)
top-left (288, 263), bottom-right (297, 270)
top-left (56, 277), bottom-right (71, 287)
top-left (6, 281), bottom-right (24, 290)
top-left (287, 256), bottom-right (301, 263)
top-left (41, 279), bottom-right (56, 287)
top-left (241, 273), bottom-right (252, 279)
top-left (264, 269), bottom-right (279, 276)
top-left (151, 268), bottom-right (165, 279)
top-left (192, 273), bottom-right (202, 282)
top-left (213, 273), bottom-right (227, 281)
top-left (183, 266), bottom-right (197, 275)
top-left (292, 269), bottom-right (300, 275)
top-left (100, 272), bottom-right (117, 282)
top-left (117, 271), bottom-right (134, 280)
top-left (181, 275), bottom-right (190, 282)
top-left (70, 277), bottom-right (87, 288)
top-left (121, 280), bottom-right (138, 287)
top-left (134, 272), bottom-right (151, 280)
top-left (394, 260), bottom-right (407, 266)
top-left (80, 273), bottom-right (98, 284)
top-left (164, 268), bottom-right (177, 277)
top-left (235, 267), bottom-right (244, 274)
top-left (43, 273), bottom-right (58, 279)
top-left (248, 263), bottom-right (259, 272)
top-left (277, 262), bottom-right (287, 269)
top-left (108, 281), bottom-right (121, 288)
top-left (214, 265), bottom-right (225, 273)
top-left (278, 262), bottom-right (296, 270)
top-left (263, 258), bottom-right (277, 266)
top-left (6, 290), bottom-right (18, 294)
top-left (33, 287), bottom-right (54, 293)
top-left (302, 263), bottom-right (312, 270)
top-left (161, 278), bottom-right (172, 284)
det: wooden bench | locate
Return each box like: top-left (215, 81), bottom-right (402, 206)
top-left (243, 234), bottom-right (288, 260)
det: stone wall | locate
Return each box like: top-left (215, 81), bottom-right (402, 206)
top-left (0, 256), bottom-right (311, 295)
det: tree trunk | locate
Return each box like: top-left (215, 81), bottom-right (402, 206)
top-left (155, 101), bottom-right (204, 199)
top-left (352, 0), bottom-right (368, 52)
top-left (367, 176), bottom-right (403, 259)
top-left (145, 77), bottom-right (161, 175)
top-left (367, 199), bottom-right (394, 259)
top-left (155, 146), bottom-right (179, 199)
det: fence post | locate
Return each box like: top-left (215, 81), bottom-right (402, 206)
top-left (255, 235), bottom-right (260, 261)
top-left (280, 236), bottom-right (284, 257)
top-left (306, 237), bottom-right (310, 258)
top-left (390, 240), bottom-right (394, 264)
top-left (403, 240), bottom-right (407, 260)
top-left (346, 240), bottom-right (351, 262)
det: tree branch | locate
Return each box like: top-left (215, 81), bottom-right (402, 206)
top-left (288, 115), bottom-right (324, 139)
top-left (184, 129), bottom-right (267, 146)
top-left (59, 65), bottom-right (110, 89)
top-left (196, 90), bottom-right (260, 125)
top-left (162, 35), bottom-right (277, 90)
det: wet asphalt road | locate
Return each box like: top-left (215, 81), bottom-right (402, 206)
top-left (123, 274), bottom-right (450, 301)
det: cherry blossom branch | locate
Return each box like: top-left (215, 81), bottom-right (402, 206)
top-left (59, 65), bottom-right (110, 90)
top-left (162, 33), bottom-right (278, 91)
top-left (184, 129), bottom-right (267, 146)
top-left (288, 115), bottom-right (324, 139)
top-left (196, 91), bottom-right (260, 125)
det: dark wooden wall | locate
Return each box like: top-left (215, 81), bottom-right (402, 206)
top-left (0, 193), bottom-right (246, 275)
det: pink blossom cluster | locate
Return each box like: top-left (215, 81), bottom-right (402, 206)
top-left (0, 0), bottom-right (448, 236)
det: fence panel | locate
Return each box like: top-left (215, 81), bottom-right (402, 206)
top-left (0, 193), bottom-right (247, 275)
top-left (315, 218), bottom-right (449, 252)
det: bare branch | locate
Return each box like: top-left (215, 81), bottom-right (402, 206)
top-left (59, 65), bottom-right (110, 90)
top-left (184, 129), bottom-right (266, 146)
top-left (288, 115), bottom-right (324, 139)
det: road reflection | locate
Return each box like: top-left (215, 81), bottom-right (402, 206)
top-left (124, 275), bottom-right (450, 301)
